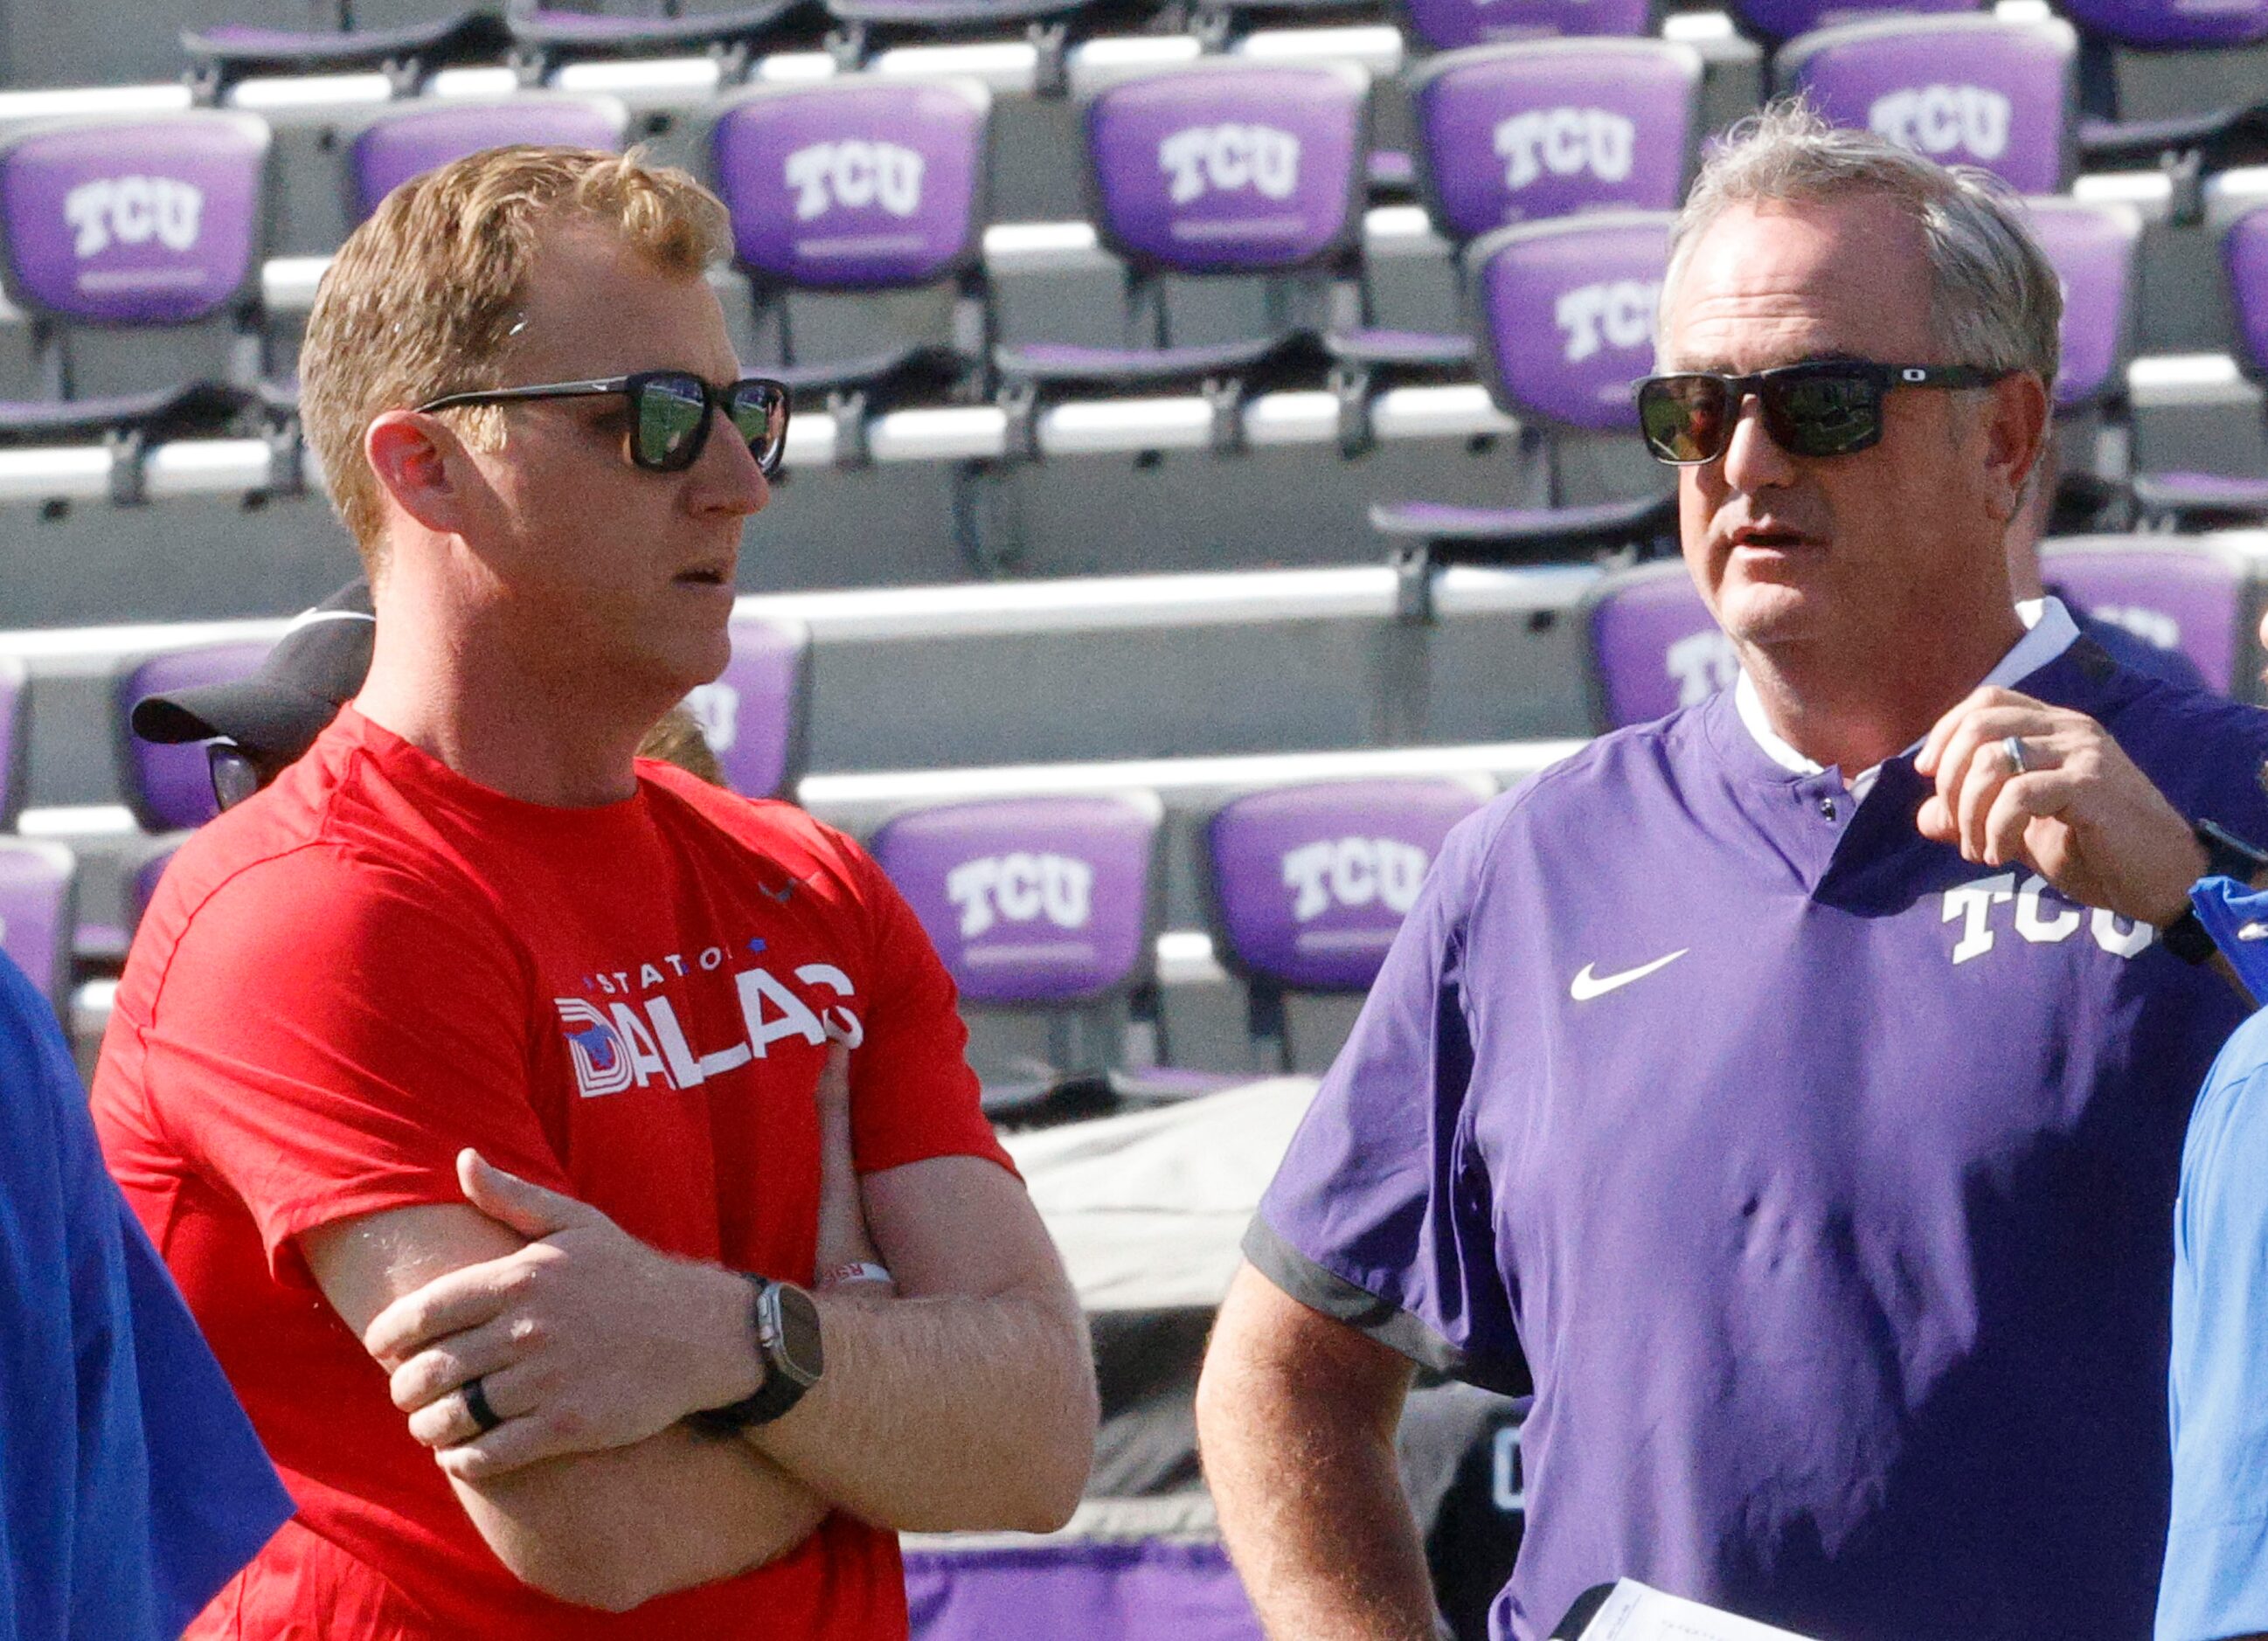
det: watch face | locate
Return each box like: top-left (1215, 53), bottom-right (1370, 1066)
top-left (767, 1283), bottom-right (824, 1386)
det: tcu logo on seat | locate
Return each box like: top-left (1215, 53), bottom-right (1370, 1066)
top-left (1493, 108), bottom-right (1636, 193)
top-left (64, 177), bottom-right (204, 259)
top-left (1868, 87), bottom-right (2013, 163)
top-left (783, 140), bottom-right (926, 221)
top-left (1555, 278), bottom-right (1658, 364)
top-left (2091, 605), bottom-right (2181, 652)
top-left (683, 682), bottom-right (740, 754)
top-left (1281, 837), bottom-right (1430, 923)
top-left (1665, 629), bottom-right (1738, 707)
top-left (1158, 125), bottom-right (1301, 206)
top-left (945, 853), bottom-right (1095, 940)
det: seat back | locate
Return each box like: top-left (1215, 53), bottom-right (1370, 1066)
top-left (1406, 40), bottom-right (1702, 243)
top-left (0, 657), bottom-right (31, 832)
top-left (1730, 0), bottom-right (1976, 48)
top-left (1204, 777), bottom-right (1493, 995)
top-left (2043, 535), bottom-right (2249, 693)
top-left (0, 840), bottom-right (78, 1013)
top-left (2028, 196), bottom-right (2142, 412)
top-left (1580, 562), bottom-right (1726, 730)
top-left (679, 613), bottom-right (811, 800)
top-left (870, 793), bottom-right (1164, 1007)
top-left (114, 639), bottom-right (273, 834)
top-left (0, 112), bottom-right (268, 330)
top-left (2230, 203), bottom-right (2268, 383)
top-left (1777, 15), bottom-right (2077, 194)
top-left (1396, 0), bottom-right (1648, 55)
top-left (712, 77), bottom-right (992, 294)
top-left (2057, 0), bottom-right (2268, 51)
top-left (1466, 209), bottom-right (1671, 433)
top-left (349, 96), bottom-right (629, 222)
top-left (1084, 61), bottom-right (1369, 278)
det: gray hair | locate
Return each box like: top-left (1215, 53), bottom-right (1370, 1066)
top-left (1660, 100), bottom-right (2062, 395)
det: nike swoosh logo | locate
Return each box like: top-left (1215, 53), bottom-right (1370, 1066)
top-left (1570, 948), bottom-right (1689, 1001)
top-left (759, 877), bottom-right (799, 904)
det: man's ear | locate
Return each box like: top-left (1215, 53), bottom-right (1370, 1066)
top-left (364, 410), bottom-right (480, 538)
top-left (1981, 370), bottom-right (2053, 526)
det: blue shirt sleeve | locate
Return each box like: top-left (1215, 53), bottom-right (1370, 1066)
top-left (2160, 1006), bottom-right (2268, 1641)
top-left (0, 952), bottom-right (291, 1638)
top-left (1245, 803), bottom-right (1528, 1395)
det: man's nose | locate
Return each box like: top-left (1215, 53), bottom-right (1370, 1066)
top-left (1718, 394), bottom-right (1795, 493)
top-left (691, 403), bottom-right (772, 518)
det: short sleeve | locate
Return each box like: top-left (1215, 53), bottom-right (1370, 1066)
top-left (128, 844), bottom-right (573, 1282)
top-left (1246, 808), bottom-right (1528, 1396)
top-left (836, 837), bottom-right (1015, 1178)
top-left (2160, 1014), bottom-right (2268, 1641)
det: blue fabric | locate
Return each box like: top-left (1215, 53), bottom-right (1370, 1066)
top-left (1255, 641), bottom-right (2268, 1641)
top-left (2160, 1004), bottom-right (2268, 1641)
top-left (2189, 875), bottom-right (2268, 1002)
top-left (0, 952), bottom-right (289, 1638)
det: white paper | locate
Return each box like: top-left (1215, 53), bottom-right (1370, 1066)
top-left (1580, 1580), bottom-right (1820, 1641)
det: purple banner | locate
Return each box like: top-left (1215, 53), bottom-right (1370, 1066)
top-left (0, 114), bottom-right (267, 325)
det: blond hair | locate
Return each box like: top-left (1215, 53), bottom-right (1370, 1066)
top-left (299, 145), bottom-right (732, 574)
top-left (637, 703), bottom-right (727, 786)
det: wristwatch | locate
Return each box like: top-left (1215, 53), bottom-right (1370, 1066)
top-left (2163, 820), bottom-right (2268, 966)
top-left (689, 1276), bottom-right (824, 1435)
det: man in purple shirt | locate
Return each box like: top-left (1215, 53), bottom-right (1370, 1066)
top-left (1197, 104), bottom-right (2268, 1641)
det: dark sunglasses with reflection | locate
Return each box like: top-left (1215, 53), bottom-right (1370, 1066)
top-left (1634, 360), bottom-right (2008, 466)
top-left (415, 370), bottom-right (792, 476)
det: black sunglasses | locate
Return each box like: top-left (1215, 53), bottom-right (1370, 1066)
top-left (207, 740), bottom-right (266, 813)
top-left (414, 370), bottom-right (791, 476)
top-left (1634, 360), bottom-right (2008, 466)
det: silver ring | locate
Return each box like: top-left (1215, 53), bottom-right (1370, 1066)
top-left (2002, 735), bottom-right (2031, 775)
top-left (462, 1376), bottom-right (503, 1436)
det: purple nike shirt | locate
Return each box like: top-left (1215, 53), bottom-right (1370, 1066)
top-left (1252, 640), bottom-right (2268, 1641)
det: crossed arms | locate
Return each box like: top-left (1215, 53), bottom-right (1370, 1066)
top-left (303, 1047), bottom-right (1098, 1613)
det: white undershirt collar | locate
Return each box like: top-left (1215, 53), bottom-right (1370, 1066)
top-left (1732, 596), bottom-right (2082, 804)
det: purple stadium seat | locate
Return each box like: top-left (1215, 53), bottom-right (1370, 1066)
top-left (1396, 0), bottom-right (1648, 57)
top-left (0, 657), bottom-right (31, 833)
top-left (872, 793), bottom-right (1162, 1008)
top-left (2061, 0), bottom-right (2268, 52)
top-left (1729, 0), bottom-right (1977, 49)
top-left (1369, 210), bottom-right (1677, 570)
top-left (2134, 203), bottom-right (2268, 526)
top-left (2027, 196), bottom-right (2140, 413)
top-left (994, 61), bottom-right (1369, 395)
top-left (1205, 777), bottom-right (1492, 1070)
top-left (113, 639), bottom-right (274, 834)
top-left (0, 112), bottom-right (270, 446)
top-left (710, 77), bottom-right (992, 399)
top-left (348, 94), bottom-right (628, 221)
top-left (678, 613), bottom-right (809, 800)
top-left (1579, 561), bottom-right (1722, 730)
top-left (2040, 535), bottom-right (2248, 694)
top-left (1775, 14), bottom-right (2077, 194)
top-left (905, 1541), bottom-right (1260, 1641)
top-left (0, 840), bottom-right (79, 1014)
top-left (127, 837), bottom-right (184, 936)
top-left (183, 10), bottom-right (512, 102)
top-left (505, 1), bottom-right (810, 85)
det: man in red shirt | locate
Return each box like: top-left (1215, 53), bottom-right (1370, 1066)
top-left (92, 145), bottom-right (1097, 1638)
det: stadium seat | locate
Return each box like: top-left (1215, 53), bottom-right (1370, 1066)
top-left (677, 613), bottom-right (810, 799)
top-left (1328, 38), bottom-right (1701, 383)
top-left (112, 639), bottom-right (273, 834)
top-left (125, 837), bottom-right (183, 937)
top-left (0, 112), bottom-right (271, 464)
top-left (2057, 0), bottom-right (2268, 206)
top-left (992, 59), bottom-right (1369, 435)
top-left (1394, 0), bottom-right (1647, 57)
top-left (183, 8), bottom-right (512, 102)
top-left (709, 76), bottom-right (994, 434)
top-left (904, 1540), bottom-right (1261, 1641)
top-left (2133, 199), bottom-right (2268, 526)
top-left (0, 839), bottom-right (78, 1014)
top-left (346, 93), bottom-right (629, 222)
top-left (0, 657), bottom-right (31, 833)
top-left (870, 791), bottom-right (1179, 1113)
top-left (822, 0), bottom-right (1099, 89)
top-left (505, 0), bottom-right (811, 86)
top-left (1203, 776), bottom-right (1492, 1071)
top-left (2026, 194), bottom-right (2143, 526)
top-left (1728, 0), bottom-right (1977, 51)
top-left (2039, 533), bottom-right (2251, 692)
top-left (1368, 210), bottom-right (1677, 589)
top-left (1774, 13), bottom-right (2077, 195)
top-left (1577, 559), bottom-right (1720, 730)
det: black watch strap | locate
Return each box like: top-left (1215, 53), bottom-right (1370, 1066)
top-left (2163, 905), bottom-right (2219, 967)
top-left (688, 1277), bottom-right (822, 1437)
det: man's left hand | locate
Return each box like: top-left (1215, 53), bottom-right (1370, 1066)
top-left (1915, 685), bottom-right (2205, 926)
top-left (364, 1149), bottom-right (760, 1481)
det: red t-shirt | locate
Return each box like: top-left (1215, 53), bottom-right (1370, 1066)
top-left (92, 708), bottom-right (1012, 1639)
